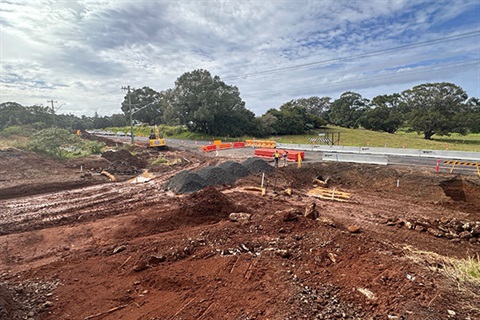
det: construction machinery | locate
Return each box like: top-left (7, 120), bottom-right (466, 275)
top-left (148, 125), bottom-right (166, 149)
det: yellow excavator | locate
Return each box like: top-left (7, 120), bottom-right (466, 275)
top-left (148, 125), bottom-right (166, 149)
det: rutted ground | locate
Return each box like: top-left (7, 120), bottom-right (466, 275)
top-left (0, 140), bottom-right (479, 320)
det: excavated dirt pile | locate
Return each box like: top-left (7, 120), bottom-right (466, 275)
top-left (101, 149), bottom-right (147, 175)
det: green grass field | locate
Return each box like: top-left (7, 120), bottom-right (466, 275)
top-left (273, 126), bottom-right (480, 152)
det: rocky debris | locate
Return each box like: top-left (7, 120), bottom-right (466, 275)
top-left (218, 161), bottom-right (250, 179)
top-left (242, 157), bottom-right (274, 174)
top-left (195, 166), bottom-right (236, 186)
top-left (0, 279), bottom-right (60, 320)
top-left (286, 284), bottom-right (364, 319)
top-left (386, 217), bottom-right (480, 243)
top-left (304, 202), bottom-right (318, 219)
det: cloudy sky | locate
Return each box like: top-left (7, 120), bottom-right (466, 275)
top-left (1, 0), bottom-right (479, 117)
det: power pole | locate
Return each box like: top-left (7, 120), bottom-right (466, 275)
top-left (47, 100), bottom-right (58, 127)
top-left (47, 100), bottom-right (58, 113)
top-left (121, 86), bottom-right (134, 144)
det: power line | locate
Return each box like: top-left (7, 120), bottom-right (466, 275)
top-left (223, 30), bottom-right (480, 80)
top-left (246, 59), bottom-right (480, 98)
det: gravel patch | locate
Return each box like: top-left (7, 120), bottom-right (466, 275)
top-left (165, 170), bottom-right (207, 194)
top-left (196, 166), bottom-right (237, 186)
top-left (242, 157), bottom-right (274, 174)
top-left (218, 161), bottom-right (250, 179)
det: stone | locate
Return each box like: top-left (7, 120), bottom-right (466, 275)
top-left (458, 231), bottom-right (472, 240)
top-left (113, 245), bottom-right (126, 254)
top-left (229, 212), bottom-right (252, 223)
top-left (414, 225), bottom-right (427, 232)
top-left (304, 202), bottom-right (319, 220)
top-left (283, 209), bottom-right (300, 222)
top-left (447, 310), bottom-right (456, 316)
top-left (148, 255), bottom-right (166, 265)
top-left (276, 249), bottom-right (291, 258)
top-left (427, 228), bottom-right (444, 237)
top-left (319, 217), bottom-right (336, 228)
top-left (133, 261), bottom-right (149, 272)
top-left (347, 225), bottom-right (361, 233)
top-left (471, 225), bottom-right (480, 237)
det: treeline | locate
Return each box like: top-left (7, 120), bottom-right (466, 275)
top-left (1, 69), bottom-right (479, 140)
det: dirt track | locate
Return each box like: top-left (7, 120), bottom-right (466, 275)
top-left (0, 140), bottom-right (479, 320)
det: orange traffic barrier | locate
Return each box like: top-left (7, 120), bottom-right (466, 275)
top-left (233, 142), bottom-right (245, 148)
top-left (202, 145), bottom-right (217, 152)
top-left (254, 148), bottom-right (304, 162)
top-left (218, 143), bottom-right (233, 150)
top-left (245, 140), bottom-right (276, 148)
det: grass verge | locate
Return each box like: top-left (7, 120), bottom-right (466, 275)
top-left (403, 245), bottom-right (480, 296)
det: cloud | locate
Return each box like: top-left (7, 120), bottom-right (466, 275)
top-left (0, 0), bottom-right (478, 117)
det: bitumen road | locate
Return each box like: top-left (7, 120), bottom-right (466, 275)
top-left (108, 135), bottom-right (479, 177)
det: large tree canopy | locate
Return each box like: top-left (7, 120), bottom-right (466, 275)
top-left (171, 69), bottom-right (254, 136)
top-left (359, 94), bottom-right (403, 133)
top-left (121, 86), bottom-right (163, 125)
top-left (260, 99), bottom-right (327, 135)
top-left (327, 92), bottom-right (369, 129)
top-left (401, 82), bottom-right (469, 139)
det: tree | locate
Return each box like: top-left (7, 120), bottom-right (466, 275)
top-left (282, 96), bottom-right (331, 120)
top-left (279, 98), bottom-right (327, 129)
top-left (465, 97), bottom-right (480, 133)
top-left (121, 86), bottom-right (163, 125)
top-left (110, 114), bottom-right (128, 127)
top-left (0, 102), bottom-right (29, 130)
top-left (92, 112), bottom-right (111, 129)
top-left (360, 94), bottom-right (403, 133)
top-left (253, 112), bottom-right (278, 137)
top-left (170, 69), bottom-right (254, 136)
top-left (402, 82), bottom-right (469, 139)
top-left (328, 92), bottom-right (369, 128)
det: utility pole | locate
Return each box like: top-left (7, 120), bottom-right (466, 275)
top-left (47, 100), bottom-right (58, 112)
top-left (121, 86), bottom-right (134, 144)
top-left (47, 100), bottom-right (60, 127)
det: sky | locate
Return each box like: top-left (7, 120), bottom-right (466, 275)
top-left (1, 0), bottom-right (479, 117)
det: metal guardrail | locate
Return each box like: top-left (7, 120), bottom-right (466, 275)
top-left (275, 143), bottom-right (480, 161)
top-left (322, 153), bottom-right (388, 165)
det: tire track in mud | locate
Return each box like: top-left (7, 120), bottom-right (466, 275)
top-left (0, 166), bottom-right (189, 235)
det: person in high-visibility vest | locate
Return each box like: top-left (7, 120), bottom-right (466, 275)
top-left (273, 149), bottom-right (280, 168)
top-left (282, 150), bottom-right (288, 167)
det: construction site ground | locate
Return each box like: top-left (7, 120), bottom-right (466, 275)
top-left (0, 137), bottom-right (479, 320)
